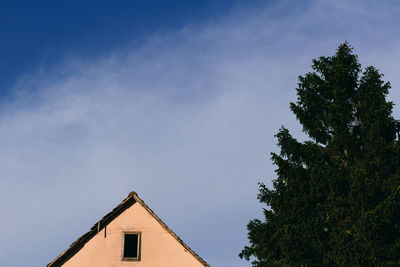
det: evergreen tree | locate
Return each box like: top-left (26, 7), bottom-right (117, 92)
top-left (240, 43), bottom-right (400, 266)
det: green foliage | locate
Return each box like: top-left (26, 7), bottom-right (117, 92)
top-left (240, 43), bottom-right (400, 266)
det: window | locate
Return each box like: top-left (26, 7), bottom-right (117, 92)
top-left (122, 232), bottom-right (141, 261)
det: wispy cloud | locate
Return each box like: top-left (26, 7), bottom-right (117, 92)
top-left (1, 1), bottom-right (400, 266)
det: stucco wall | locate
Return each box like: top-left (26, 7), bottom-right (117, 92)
top-left (62, 202), bottom-right (205, 267)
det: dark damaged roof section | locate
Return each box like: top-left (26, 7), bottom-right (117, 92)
top-left (47, 191), bottom-right (210, 267)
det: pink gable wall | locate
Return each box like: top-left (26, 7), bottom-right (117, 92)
top-left (62, 202), bottom-right (206, 267)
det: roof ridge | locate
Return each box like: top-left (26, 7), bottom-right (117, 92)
top-left (47, 191), bottom-right (210, 267)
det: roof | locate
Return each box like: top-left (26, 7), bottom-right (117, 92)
top-left (47, 191), bottom-right (210, 267)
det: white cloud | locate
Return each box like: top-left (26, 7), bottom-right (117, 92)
top-left (1, 1), bottom-right (400, 266)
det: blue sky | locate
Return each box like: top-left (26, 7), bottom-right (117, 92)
top-left (1, 1), bottom-right (400, 267)
top-left (0, 0), bottom-right (242, 94)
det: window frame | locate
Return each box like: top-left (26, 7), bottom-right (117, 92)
top-left (121, 231), bottom-right (142, 261)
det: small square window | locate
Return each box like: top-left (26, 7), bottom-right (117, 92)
top-left (122, 232), bottom-right (141, 261)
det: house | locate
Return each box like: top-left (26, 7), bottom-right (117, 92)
top-left (48, 191), bottom-right (210, 267)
